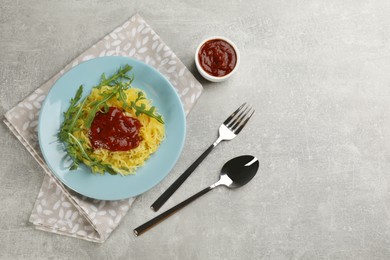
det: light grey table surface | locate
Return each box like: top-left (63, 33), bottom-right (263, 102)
top-left (2, 0), bottom-right (390, 259)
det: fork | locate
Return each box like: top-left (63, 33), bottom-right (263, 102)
top-left (150, 103), bottom-right (254, 211)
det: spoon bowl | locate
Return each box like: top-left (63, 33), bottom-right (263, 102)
top-left (218, 155), bottom-right (259, 189)
top-left (134, 155), bottom-right (259, 236)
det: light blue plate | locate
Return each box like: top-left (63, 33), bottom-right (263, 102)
top-left (38, 56), bottom-right (186, 200)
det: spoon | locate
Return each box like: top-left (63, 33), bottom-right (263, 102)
top-left (133, 155), bottom-right (259, 236)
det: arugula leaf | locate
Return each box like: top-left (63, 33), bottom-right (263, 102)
top-left (98, 64), bottom-right (133, 87)
top-left (130, 92), bottom-right (164, 123)
top-left (58, 85), bottom-right (84, 142)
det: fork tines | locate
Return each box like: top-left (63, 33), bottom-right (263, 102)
top-left (224, 103), bottom-right (255, 134)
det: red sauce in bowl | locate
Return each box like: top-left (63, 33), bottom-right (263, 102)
top-left (198, 39), bottom-right (237, 77)
top-left (90, 107), bottom-right (142, 152)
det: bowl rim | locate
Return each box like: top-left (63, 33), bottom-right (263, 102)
top-left (195, 36), bottom-right (240, 81)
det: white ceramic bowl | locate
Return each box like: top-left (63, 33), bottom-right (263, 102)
top-left (195, 36), bottom-right (240, 82)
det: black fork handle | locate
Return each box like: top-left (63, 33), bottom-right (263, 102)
top-left (150, 143), bottom-right (217, 211)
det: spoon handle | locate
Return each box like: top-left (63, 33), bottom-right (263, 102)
top-left (134, 186), bottom-right (214, 236)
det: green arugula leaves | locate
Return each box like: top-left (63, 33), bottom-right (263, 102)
top-left (58, 64), bottom-right (164, 174)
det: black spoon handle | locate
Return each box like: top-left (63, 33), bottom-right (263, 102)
top-left (150, 143), bottom-right (217, 211)
top-left (134, 186), bottom-right (214, 236)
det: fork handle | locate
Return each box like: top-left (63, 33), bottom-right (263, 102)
top-left (135, 186), bottom-right (214, 236)
top-left (150, 139), bottom-right (221, 211)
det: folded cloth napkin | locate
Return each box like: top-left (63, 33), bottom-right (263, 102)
top-left (3, 14), bottom-right (203, 243)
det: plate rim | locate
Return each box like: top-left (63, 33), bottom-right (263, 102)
top-left (38, 56), bottom-right (186, 200)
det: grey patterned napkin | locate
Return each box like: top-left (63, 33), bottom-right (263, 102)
top-left (3, 14), bottom-right (203, 243)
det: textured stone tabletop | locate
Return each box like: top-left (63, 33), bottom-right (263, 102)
top-left (2, 1), bottom-right (390, 259)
